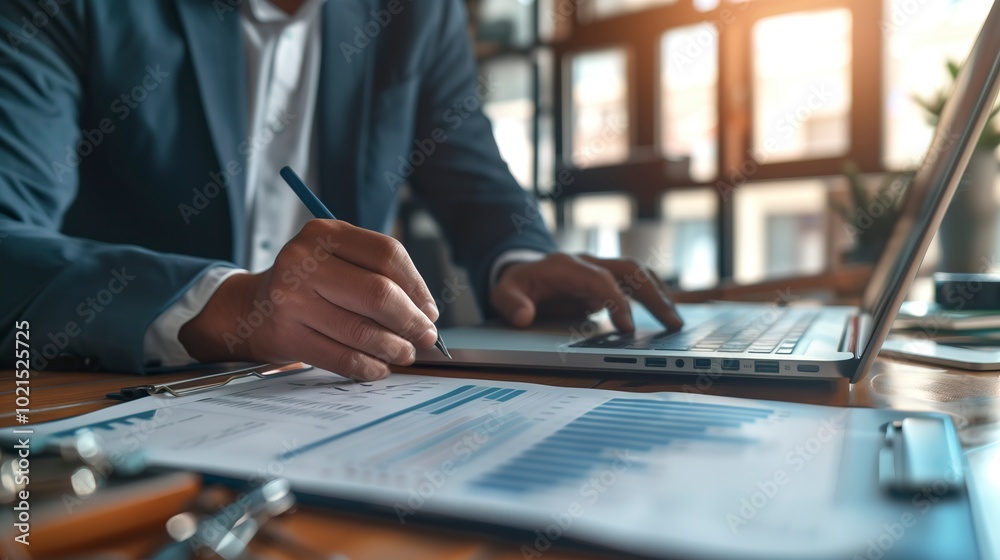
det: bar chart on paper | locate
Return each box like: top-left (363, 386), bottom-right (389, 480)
top-left (277, 381), bottom-right (777, 495)
top-left (33, 372), bottom-right (784, 499)
top-left (26, 372), bottom-right (861, 560)
top-left (471, 398), bottom-right (771, 494)
top-left (280, 384), bottom-right (539, 484)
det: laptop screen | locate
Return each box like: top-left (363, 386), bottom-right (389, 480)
top-left (854, 2), bottom-right (1000, 381)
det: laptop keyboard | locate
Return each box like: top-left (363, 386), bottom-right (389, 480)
top-left (571, 310), bottom-right (818, 355)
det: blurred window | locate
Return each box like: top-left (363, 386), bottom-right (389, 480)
top-left (584, 0), bottom-right (678, 20)
top-left (540, 0), bottom-right (991, 285)
top-left (553, 193), bottom-right (635, 258)
top-left (569, 48), bottom-right (631, 168)
top-left (555, 189), bottom-right (717, 287)
top-left (660, 22), bottom-right (719, 182)
top-left (751, 9), bottom-right (852, 163)
top-left (882, 0), bottom-right (994, 169)
top-left (734, 180), bottom-right (827, 283)
top-left (692, 0), bottom-right (720, 11)
top-left (538, 199), bottom-right (558, 232)
top-left (481, 57), bottom-right (535, 189)
top-left (477, 0), bottom-right (535, 48)
top-left (569, 193), bottom-right (634, 230)
top-left (660, 189), bottom-right (719, 289)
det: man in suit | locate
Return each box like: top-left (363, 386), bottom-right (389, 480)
top-left (0, 0), bottom-right (682, 379)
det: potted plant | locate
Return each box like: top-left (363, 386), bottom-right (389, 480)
top-left (836, 161), bottom-right (913, 263)
top-left (914, 60), bottom-right (1000, 272)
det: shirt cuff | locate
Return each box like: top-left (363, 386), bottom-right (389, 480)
top-left (489, 249), bottom-right (548, 293)
top-left (142, 266), bottom-right (249, 368)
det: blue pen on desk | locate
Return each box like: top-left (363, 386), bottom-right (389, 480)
top-left (279, 166), bottom-right (452, 360)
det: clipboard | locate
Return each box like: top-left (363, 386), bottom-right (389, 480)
top-left (106, 362), bottom-right (313, 401)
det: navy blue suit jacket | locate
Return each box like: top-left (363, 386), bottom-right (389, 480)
top-left (0, 0), bottom-right (555, 371)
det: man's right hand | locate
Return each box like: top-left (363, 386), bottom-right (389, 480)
top-left (178, 220), bottom-right (439, 380)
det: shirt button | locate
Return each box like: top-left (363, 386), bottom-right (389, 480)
top-left (261, 240), bottom-right (272, 250)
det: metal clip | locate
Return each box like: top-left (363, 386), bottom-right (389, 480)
top-left (108, 362), bottom-right (312, 401)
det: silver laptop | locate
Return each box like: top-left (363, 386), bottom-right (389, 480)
top-left (419, 5), bottom-right (1000, 384)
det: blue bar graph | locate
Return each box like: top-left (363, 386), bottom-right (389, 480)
top-left (430, 387), bottom-right (503, 415)
top-left (485, 388), bottom-right (515, 401)
top-left (471, 398), bottom-right (772, 494)
top-left (280, 384), bottom-right (525, 460)
top-left (496, 389), bottom-right (526, 402)
top-left (51, 410), bottom-right (158, 439)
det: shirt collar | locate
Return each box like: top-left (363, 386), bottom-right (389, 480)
top-left (245, 0), bottom-right (327, 24)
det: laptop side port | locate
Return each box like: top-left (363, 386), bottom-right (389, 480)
top-left (645, 357), bottom-right (667, 368)
top-left (721, 359), bottom-right (741, 371)
top-left (693, 358), bottom-right (711, 370)
top-left (754, 360), bottom-right (780, 374)
top-left (604, 357), bottom-right (637, 364)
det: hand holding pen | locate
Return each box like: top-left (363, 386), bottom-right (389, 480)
top-left (279, 166), bottom-right (450, 360)
top-left (177, 167), bottom-right (448, 381)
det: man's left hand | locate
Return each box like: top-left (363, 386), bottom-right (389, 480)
top-left (490, 253), bottom-right (684, 332)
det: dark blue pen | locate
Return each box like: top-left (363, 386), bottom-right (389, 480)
top-left (279, 166), bottom-right (336, 220)
top-left (278, 166), bottom-right (451, 360)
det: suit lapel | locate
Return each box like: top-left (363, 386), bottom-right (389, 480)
top-left (175, 0), bottom-right (249, 264)
top-left (318, 0), bottom-right (376, 225)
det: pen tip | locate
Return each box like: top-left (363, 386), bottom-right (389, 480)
top-left (436, 337), bottom-right (452, 360)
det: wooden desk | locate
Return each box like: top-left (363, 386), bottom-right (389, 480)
top-left (2, 356), bottom-right (998, 560)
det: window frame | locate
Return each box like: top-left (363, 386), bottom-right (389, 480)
top-left (544, 0), bottom-right (886, 280)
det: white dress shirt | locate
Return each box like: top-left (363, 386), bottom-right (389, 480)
top-left (142, 0), bottom-right (545, 367)
top-left (143, 0), bottom-right (324, 366)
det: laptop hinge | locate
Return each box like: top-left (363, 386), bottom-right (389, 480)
top-left (839, 312), bottom-right (871, 358)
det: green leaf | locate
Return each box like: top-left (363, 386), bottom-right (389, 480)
top-left (947, 59), bottom-right (962, 79)
top-left (978, 127), bottom-right (1000, 150)
top-left (912, 60), bottom-right (1000, 148)
top-left (912, 92), bottom-right (946, 124)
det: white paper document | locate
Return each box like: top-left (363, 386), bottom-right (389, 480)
top-left (31, 370), bottom-right (882, 559)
